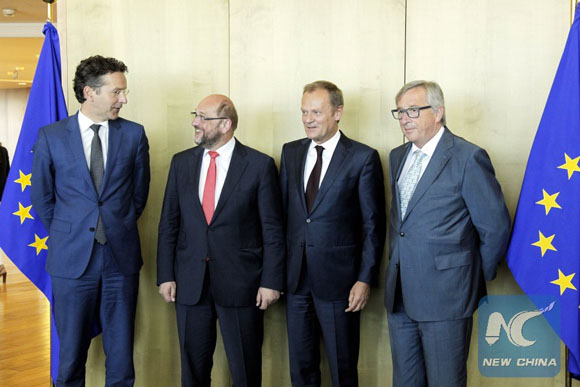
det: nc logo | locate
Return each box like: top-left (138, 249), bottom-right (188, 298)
top-left (484, 302), bottom-right (555, 347)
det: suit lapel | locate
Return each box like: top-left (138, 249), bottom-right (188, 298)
top-left (403, 128), bottom-right (453, 220)
top-left (309, 131), bottom-right (351, 214)
top-left (189, 147), bottom-right (205, 222)
top-left (211, 139), bottom-right (248, 223)
top-left (65, 114), bottom-right (96, 196)
top-left (101, 119), bottom-right (123, 194)
top-left (392, 143), bottom-right (412, 222)
top-left (296, 139), bottom-right (310, 214)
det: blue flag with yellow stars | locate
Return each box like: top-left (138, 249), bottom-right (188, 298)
top-left (0, 22), bottom-right (68, 383)
top-left (507, 6), bottom-right (580, 379)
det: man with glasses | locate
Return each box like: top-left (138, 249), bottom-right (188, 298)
top-left (384, 80), bottom-right (511, 387)
top-left (280, 81), bottom-right (386, 386)
top-left (157, 94), bottom-right (285, 386)
top-left (31, 55), bottom-right (150, 386)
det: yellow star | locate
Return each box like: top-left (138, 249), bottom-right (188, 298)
top-left (550, 269), bottom-right (577, 295)
top-left (14, 170), bottom-right (32, 192)
top-left (28, 234), bottom-right (48, 255)
top-left (12, 202), bottom-right (34, 224)
top-left (558, 153), bottom-right (580, 179)
top-left (531, 231), bottom-right (557, 257)
top-left (535, 189), bottom-right (562, 215)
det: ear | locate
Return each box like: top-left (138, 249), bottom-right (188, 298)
top-left (333, 105), bottom-right (344, 122)
top-left (435, 106), bottom-right (444, 123)
top-left (83, 85), bottom-right (93, 101)
top-left (219, 118), bottom-right (233, 134)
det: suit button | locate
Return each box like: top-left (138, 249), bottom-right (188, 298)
top-left (306, 218), bottom-right (311, 223)
top-left (98, 201), bottom-right (103, 206)
top-left (400, 232), bottom-right (405, 237)
top-left (90, 227), bottom-right (95, 232)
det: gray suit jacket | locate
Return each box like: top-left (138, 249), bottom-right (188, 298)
top-left (384, 127), bottom-right (510, 321)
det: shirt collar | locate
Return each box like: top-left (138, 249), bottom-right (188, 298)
top-left (309, 129), bottom-right (341, 153)
top-left (410, 126), bottom-right (444, 157)
top-left (78, 109), bottom-right (109, 132)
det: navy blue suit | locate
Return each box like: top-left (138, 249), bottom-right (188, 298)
top-left (157, 139), bottom-right (285, 386)
top-left (31, 113), bottom-right (150, 386)
top-left (280, 132), bottom-right (386, 386)
top-left (384, 128), bottom-right (510, 386)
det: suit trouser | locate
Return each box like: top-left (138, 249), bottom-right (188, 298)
top-left (175, 271), bottom-right (264, 387)
top-left (286, 265), bottom-right (360, 387)
top-left (51, 242), bottom-right (139, 387)
top-left (387, 278), bottom-right (472, 387)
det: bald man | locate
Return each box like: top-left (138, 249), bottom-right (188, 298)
top-left (157, 95), bottom-right (285, 386)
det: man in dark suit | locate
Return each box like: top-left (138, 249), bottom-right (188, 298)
top-left (31, 55), bottom-right (150, 386)
top-left (384, 80), bottom-right (511, 387)
top-left (157, 94), bottom-right (285, 387)
top-left (280, 81), bottom-right (386, 386)
top-left (0, 142), bottom-right (9, 201)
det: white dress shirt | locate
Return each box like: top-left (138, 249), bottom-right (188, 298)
top-left (397, 126), bottom-right (444, 192)
top-left (78, 109), bottom-right (109, 169)
top-left (198, 136), bottom-right (236, 208)
top-left (303, 130), bottom-right (341, 192)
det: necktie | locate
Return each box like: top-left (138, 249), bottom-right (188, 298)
top-left (90, 124), bottom-right (106, 244)
top-left (202, 151), bottom-right (219, 224)
top-left (399, 150), bottom-right (426, 218)
top-left (305, 145), bottom-right (324, 213)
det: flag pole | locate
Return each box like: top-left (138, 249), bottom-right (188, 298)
top-left (43, 0), bottom-right (55, 23)
top-left (565, 346), bottom-right (571, 387)
top-left (563, 4), bottom-right (578, 386)
top-left (41, 3), bottom-right (58, 386)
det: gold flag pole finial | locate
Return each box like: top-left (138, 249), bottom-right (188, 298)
top-left (42, 0), bottom-right (56, 23)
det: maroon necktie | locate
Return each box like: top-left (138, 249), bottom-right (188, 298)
top-left (305, 145), bottom-right (324, 213)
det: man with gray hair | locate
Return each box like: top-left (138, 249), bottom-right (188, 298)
top-left (384, 80), bottom-right (511, 386)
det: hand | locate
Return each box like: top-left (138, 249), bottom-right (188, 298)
top-left (345, 281), bottom-right (370, 312)
top-left (159, 281), bottom-right (176, 303)
top-left (256, 287), bottom-right (281, 310)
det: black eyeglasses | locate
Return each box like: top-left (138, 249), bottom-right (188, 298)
top-left (191, 111), bottom-right (228, 121)
top-left (391, 106), bottom-right (432, 120)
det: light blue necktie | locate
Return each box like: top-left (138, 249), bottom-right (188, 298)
top-left (399, 150), bottom-right (426, 218)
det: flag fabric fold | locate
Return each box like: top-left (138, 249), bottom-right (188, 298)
top-left (506, 7), bottom-right (580, 379)
top-left (0, 22), bottom-right (68, 384)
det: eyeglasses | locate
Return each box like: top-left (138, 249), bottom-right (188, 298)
top-left (391, 106), bottom-right (432, 120)
top-left (110, 89), bottom-right (129, 97)
top-left (191, 111), bottom-right (228, 121)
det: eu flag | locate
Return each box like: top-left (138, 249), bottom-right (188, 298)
top-left (507, 6), bottom-right (580, 378)
top-left (0, 22), bottom-right (68, 383)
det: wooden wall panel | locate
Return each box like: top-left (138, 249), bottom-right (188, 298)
top-left (57, 0), bottom-right (572, 385)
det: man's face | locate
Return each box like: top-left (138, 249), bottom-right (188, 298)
top-left (397, 87), bottom-right (443, 148)
top-left (193, 97), bottom-right (226, 150)
top-left (301, 88), bottom-right (342, 144)
top-left (89, 72), bottom-right (128, 121)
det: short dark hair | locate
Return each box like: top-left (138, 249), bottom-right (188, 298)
top-left (303, 80), bottom-right (344, 110)
top-left (73, 55), bottom-right (128, 103)
top-left (217, 100), bottom-right (238, 130)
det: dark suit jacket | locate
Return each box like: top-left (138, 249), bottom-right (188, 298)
top-left (384, 127), bottom-right (511, 321)
top-left (0, 144), bottom-right (9, 201)
top-left (31, 113), bottom-right (150, 278)
top-left (280, 131), bottom-right (386, 301)
top-left (157, 139), bottom-right (285, 307)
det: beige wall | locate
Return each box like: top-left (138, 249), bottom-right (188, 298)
top-left (57, 0), bottom-right (573, 385)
